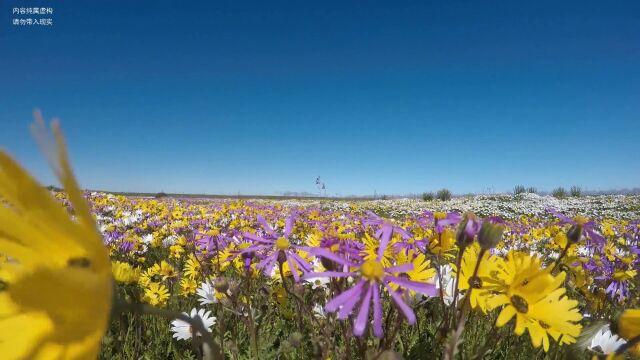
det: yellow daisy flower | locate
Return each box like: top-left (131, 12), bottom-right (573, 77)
top-left (112, 261), bottom-right (141, 284)
top-left (455, 243), bottom-right (504, 313)
top-left (390, 253), bottom-right (436, 295)
top-left (486, 252), bottom-right (582, 351)
top-left (179, 278), bottom-right (198, 297)
top-left (362, 232), bottom-right (395, 268)
top-left (183, 254), bottom-right (202, 280)
top-left (143, 282), bottom-right (170, 306)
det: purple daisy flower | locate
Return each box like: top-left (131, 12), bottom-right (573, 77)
top-left (224, 235), bottom-right (259, 272)
top-left (194, 231), bottom-right (229, 259)
top-left (433, 212), bottom-right (463, 234)
top-left (240, 213), bottom-right (312, 281)
top-left (304, 224), bottom-right (437, 338)
top-left (547, 208), bottom-right (605, 247)
top-left (593, 257), bottom-right (635, 301)
top-left (362, 211), bottom-right (414, 260)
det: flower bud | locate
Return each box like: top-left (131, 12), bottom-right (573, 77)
top-left (214, 277), bottom-right (229, 293)
top-left (566, 224), bottom-right (583, 244)
top-left (477, 221), bottom-right (505, 249)
top-left (228, 280), bottom-right (241, 297)
top-left (456, 213), bottom-right (479, 248)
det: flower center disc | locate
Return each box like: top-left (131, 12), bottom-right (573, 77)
top-left (510, 294), bottom-right (529, 313)
top-left (360, 260), bottom-right (384, 281)
top-left (275, 237), bottom-right (290, 250)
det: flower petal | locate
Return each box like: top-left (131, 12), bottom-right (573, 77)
top-left (353, 285), bottom-right (373, 336)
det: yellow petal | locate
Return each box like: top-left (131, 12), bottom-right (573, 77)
top-left (496, 305), bottom-right (516, 327)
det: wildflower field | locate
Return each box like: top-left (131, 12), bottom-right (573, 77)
top-left (1, 119), bottom-right (639, 359)
top-left (94, 192), bottom-right (640, 359)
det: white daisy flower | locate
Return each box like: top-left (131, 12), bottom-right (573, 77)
top-left (196, 281), bottom-right (218, 305)
top-left (141, 233), bottom-right (154, 245)
top-left (435, 265), bottom-right (455, 305)
top-left (170, 308), bottom-right (216, 341)
top-left (589, 326), bottom-right (626, 355)
top-left (305, 276), bottom-right (330, 290)
top-left (163, 234), bottom-right (178, 247)
top-left (313, 303), bottom-right (326, 318)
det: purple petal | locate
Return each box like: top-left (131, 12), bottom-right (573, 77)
top-left (363, 211), bottom-right (383, 226)
top-left (286, 253), bottom-right (300, 282)
top-left (385, 263), bottom-right (414, 273)
top-left (547, 208), bottom-right (574, 225)
top-left (284, 214), bottom-right (295, 238)
top-left (303, 247), bottom-right (358, 267)
top-left (257, 215), bottom-right (275, 235)
top-left (377, 224), bottom-right (393, 260)
top-left (303, 271), bottom-right (357, 280)
top-left (338, 290), bottom-right (362, 319)
top-left (242, 232), bottom-right (274, 245)
top-left (256, 253), bottom-right (277, 275)
top-left (586, 228), bottom-right (605, 246)
top-left (385, 276), bottom-right (437, 296)
top-left (325, 280), bottom-right (366, 313)
top-left (353, 285), bottom-right (373, 336)
top-left (437, 218), bottom-right (460, 228)
top-left (384, 283), bottom-right (416, 324)
top-left (463, 218), bottom-right (481, 238)
top-left (238, 244), bottom-right (271, 254)
top-left (289, 252), bottom-right (313, 273)
top-left (394, 226), bottom-right (412, 240)
top-left (372, 284), bottom-right (383, 338)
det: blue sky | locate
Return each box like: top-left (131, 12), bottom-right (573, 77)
top-left (1, 1), bottom-right (639, 196)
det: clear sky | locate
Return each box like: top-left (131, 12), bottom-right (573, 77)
top-left (1, 1), bottom-right (639, 196)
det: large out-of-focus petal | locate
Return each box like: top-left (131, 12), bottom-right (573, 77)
top-left (257, 215), bottom-right (275, 235)
top-left (385, 276), bottom-right (437, 296)
top-left (353, 285), bottom-right (373, 336)
top-left (303, 271), bottom-right (357, 280)
top-left (385, 263), bottom-right (414, 273)
top-left (384, 283), bottom-right (416, 324)
top-left (303, 247), bottom-right (358, 267)
top-left (325, 280), bottom-right (366, 313)
top-left (372, 284), bottom-right (383, 338)
top-left (377, 224), bottom-right (393, 260)
top-left (284, 214), bottom-right (295, 238)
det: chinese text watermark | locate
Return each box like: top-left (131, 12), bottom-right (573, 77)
top-left (12, 7), bottom-right (54, 27)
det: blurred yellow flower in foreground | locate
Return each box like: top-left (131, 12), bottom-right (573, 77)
top-left (617, 308), bottom-right (640, 340)
top-left (0, 111), bottom-right (112, 359)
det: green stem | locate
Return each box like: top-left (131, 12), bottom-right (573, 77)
top-left (450, 244), bottom-right (466, 327)
top-left (551, 242), bottom-right (571, 273)
top-left (278, 261), bottom-right (304, 332)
